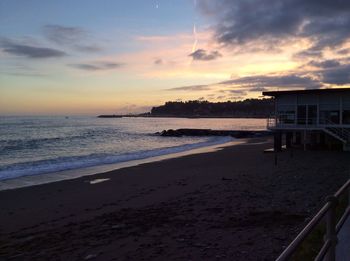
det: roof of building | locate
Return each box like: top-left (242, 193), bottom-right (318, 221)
top-left (263, 87), bottom-right (350, 96)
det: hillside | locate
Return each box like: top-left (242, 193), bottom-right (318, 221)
top-left (150, 98), bottom-right (274, 118)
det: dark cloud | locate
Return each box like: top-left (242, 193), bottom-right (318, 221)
top-left (220, 74), bottom-right (323, 89)
top-left (250, 87), bottom-right (269, 92)
top-left (337, 48), bottom-right (350, 55)
top-left (227, 89), bottom-right (247, 96)
top-left (189, 49), bottom-right (222, 61)
top-left (69, 62), bottom-right (123, 71)
top-left (169, 73), bottom-right (324, 96)
top-left (154, 58), bottom-right (163, 65)
top-left (0, 71), bottom-right (47, 77)
top-left (74, 44), bottom-right (101, 52)
top-left (70, 64), bottom-right (101, 71)
top-left (308, 59), bottom-right (341, 68)
top-left (320, 64), bottom-right (350, 85)
top-left (0, 39), bottom-right (66, 58)
top-left (167, 84), bottom-right (211, 91)
top-left (293, 49), bottom-right (324, 59)
top-left (43, 25), bottom-right (101, 52)
top-left (198, 0), bottom-right (350, 55)
top-left (44, 25), bottom-right (85, 44)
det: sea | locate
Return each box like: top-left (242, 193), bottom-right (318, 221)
top-left (0, 116), bottom-right (266, 186)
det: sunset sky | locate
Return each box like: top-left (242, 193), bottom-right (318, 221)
top-left (1, 0), bottom-right (350, 115)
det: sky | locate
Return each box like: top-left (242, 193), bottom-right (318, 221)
top-left (1, 0), bottom-right (350, 115)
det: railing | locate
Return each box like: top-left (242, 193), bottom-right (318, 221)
top-left (267, 117), bottom-right (276, 129)
top-left (323, 119), bottom-right (350, 143)
top-left (276, 179), bottom-right (350, 261)
top-left (266, 116), bottom-right (320, 129)
top-left (267, 116), bottom-right (350, 143)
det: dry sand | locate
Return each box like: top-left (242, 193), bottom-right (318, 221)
top-left (0, 137), bottom-right (349, 260)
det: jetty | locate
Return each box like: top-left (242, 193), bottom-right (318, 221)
top-left (157, 128), bottom-right (270, 138)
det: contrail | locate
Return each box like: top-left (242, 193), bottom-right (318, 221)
top-left (192, 23), bottom-right (198, 52)
top-left (191, 0), bottom-right (198, 55)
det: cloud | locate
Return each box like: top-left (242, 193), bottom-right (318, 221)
top-left (0, 71), bottom-right (47, 77)
top-left (73, 44), bottom-right (100, 52)
top-left (168, 73), bottom-right (324, 96)
top-left (69, 62), bottom-right (123, 71)
top-left (220, 74), bottom-right (323, 89)
top-left (44, 25), bottom-right (85, 44)
top-left (308, 59), bottom-right (341, 68)
top-left (43, 24), bottom-right (101, 52)
top-left (227, 89), bottom-right (247, 96)
top-left (337, 48), bottom-right (350, 55)
top-left (154, 58), bottom-right (163, 65)
top-left (189, 49), bottom-right (222, 61)
top-left (198, 0), bottom-right (350, 55)
top-left (250, 87), bottom-right (269, 92)
top-left (167, 84), bottom-right (212, 91)
top-left (320, 64), bottom-right (350, 85)
top-left (293, 49), bottom-right (324, 59)
top-left (0, 39), bottom-right (66, 58)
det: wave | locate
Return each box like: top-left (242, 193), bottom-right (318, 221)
top-left (0, 136), bottom-right (233, 181)
top-left (0, 128), bottom-right (128, 153)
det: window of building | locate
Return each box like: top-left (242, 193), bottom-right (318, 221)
top-left (277, 104), bottom-right (295, 124)
top-left (319, 103), bottom-right (340, 124)
top-left (279, 111), bottom-right (295, 124)
top-left (343, 102), bottom-right (350, 124)
top-left (297, 105), bottom-right (306, 125)
top-left (343, 110), bottom-right (350, 124)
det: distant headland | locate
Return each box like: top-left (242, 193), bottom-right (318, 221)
top-left (98, 98), bottom-right (274, 118)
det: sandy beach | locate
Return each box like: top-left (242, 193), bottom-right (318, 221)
top-left (1, 137), bottom-right (349, 260)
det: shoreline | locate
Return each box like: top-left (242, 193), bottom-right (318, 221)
top-left (1, 138), bottom-right (349, 260)
top-left (0, 137), bottom-right (247, 191)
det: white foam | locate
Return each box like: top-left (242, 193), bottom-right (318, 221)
top-left (0, 137), bottom-right (244, 191)
top-left (0, 137), bottom-right (233, 182)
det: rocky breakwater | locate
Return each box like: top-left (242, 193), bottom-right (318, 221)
top-left (157, 128), bottom-right (270, 138)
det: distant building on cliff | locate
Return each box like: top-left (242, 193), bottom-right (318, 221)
top-left (263, 88), bottom-right (350, 151)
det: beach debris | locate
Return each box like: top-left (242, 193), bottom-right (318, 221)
top-left (89, 178), bottom-right (110, 185)
top-left (111, 224), bottom-right (127, 230)
top-left (84, 254), bottom-right (97, 260)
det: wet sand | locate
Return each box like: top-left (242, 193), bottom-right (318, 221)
top-left (0, 137), bottom-right (349, 260)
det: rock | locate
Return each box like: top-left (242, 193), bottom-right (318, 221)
top-left (157, 128), bottom-right (270, 138)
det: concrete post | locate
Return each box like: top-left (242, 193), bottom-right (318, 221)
top-left (274, 131), bottom-right (282, 152)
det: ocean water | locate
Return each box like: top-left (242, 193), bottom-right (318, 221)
top-left (0, 116), bottom-right (266, 182)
